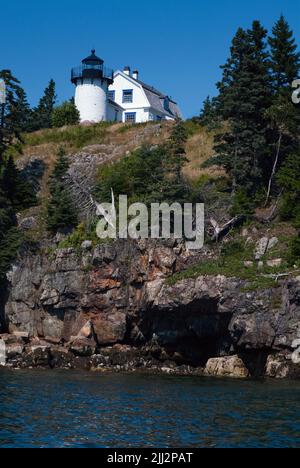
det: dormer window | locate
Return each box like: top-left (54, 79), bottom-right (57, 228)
top-left (123, 89), bottom-right (133, 103)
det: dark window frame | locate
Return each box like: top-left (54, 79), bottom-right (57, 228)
top-left (125, 112), bottom-right (136, 123)
top-left (123, 89), bottom-right (133, 103)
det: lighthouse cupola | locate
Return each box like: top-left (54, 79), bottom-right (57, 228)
top-left (71, 50), bottom-right (114, 123)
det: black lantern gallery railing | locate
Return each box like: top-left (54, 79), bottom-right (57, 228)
top-left (71, 65), bottom-right (114, 84)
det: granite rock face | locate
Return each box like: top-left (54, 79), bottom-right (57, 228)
top-left (1, 240), bottom-right (300, 378)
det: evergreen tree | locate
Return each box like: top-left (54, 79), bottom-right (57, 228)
top-left (1, 156), bottom-right (37, 212)
top-left (165, 120), bottom-right (188, 179)
top-left (13, 87), bottom-right (33, 133)
top-left (31, 79), bottom-right (56, 131)
top-left (263, 94), bottom-right (299, 205)
top-left (0, 70), bottom-right (28, 155)
top-left (46, 147), bottom-right (78, 233)
top-left (214, 22), bottom-right (272, 195)
top-left (262, 16), bottom-right (300, 203)
top-left (0, 189), bottom-right (21, 280)
top-left (269, 15), bottom-right (300, 93)
top-left (198, 96), bottom-right (220, 129)
top-left (162, 120), bottom-right (190, 203)
top-left (277, 149), bottom-right (300, 227)
top-left (0, 70), bottom-right (30, 279)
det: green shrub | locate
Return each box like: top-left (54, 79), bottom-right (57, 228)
top-left (287, 235), bottom-right (300, 266)
top-left (231, 188), bottom-right (255, 217)
top-left (51, 101), bottom-right (80, 128)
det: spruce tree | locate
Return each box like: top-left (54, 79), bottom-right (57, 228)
top-left (263, 94), bottom-right (299, 205)
top-left (31, 79), bottom-right (56, 130)
top-left (277, 149), bottom-right (300, 226)
top-left (162, 120), bottom-right (190, 203)
top-left (0, 189), bottom-right (20, 280)
top-left (13, 87), bottom-right (33, 133)
top-left (0, 70), bottom-right (29, 279)
top-left (199, 96), bottom-right (220, 129)
top-left (166, 120), bottom-right (188, 179)
top-left (214, 22), bottom-right (272, 195)
top-left (263, 16), bottom-right (300, 203)
top-left (1, 156), bottom-right (37, 212)
top-left (0, 70), bottom-right (28, 155)
top-left (269, 15), bottom-right (300, 93)
top-left (47, 148), bottom-right (78, 233)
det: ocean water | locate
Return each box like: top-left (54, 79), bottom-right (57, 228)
top-left (0, 369), bottom-right (299, 448)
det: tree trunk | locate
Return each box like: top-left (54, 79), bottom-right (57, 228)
top-left (265, 132), bottom-right (283, 207)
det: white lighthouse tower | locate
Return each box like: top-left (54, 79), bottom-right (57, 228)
top-left (71, 50), bottom-right (114, 123)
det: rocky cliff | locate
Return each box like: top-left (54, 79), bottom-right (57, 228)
top-left (1, 239), bottom-right (300, 379)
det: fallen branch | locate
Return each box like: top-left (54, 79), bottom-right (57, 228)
top-left (262, 270), bottom-right (300, 282)
top-left (209, 215), bottom-right (246, 242)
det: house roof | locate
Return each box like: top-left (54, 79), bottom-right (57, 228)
top-left (108, 99), bottom-right (124, 111)
top-left (135, 78), bottom-right (181, 119)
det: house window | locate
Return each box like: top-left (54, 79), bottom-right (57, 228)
top-left (123, 89), bottom-right (133, 103)
top-left (163, 98), bottom-right (170, 112)
top-left (108, 90), bottom-right (115, 101)
top-left (156, 115), bottom-right (162, 121)
top-left (125, 112), bottom-right (136, 123)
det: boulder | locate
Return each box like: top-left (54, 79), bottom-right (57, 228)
top-left (204, 356), bottom-right (249, 378)
top-left (265, 353), bottom-right (300, 379)
top-left (255, 237), bottom-right (269, 260)
top-left (93, 312), bottom-right (127, 345)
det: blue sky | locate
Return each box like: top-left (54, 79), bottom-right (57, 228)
top-left (1, 0), bottom-right (299, 118)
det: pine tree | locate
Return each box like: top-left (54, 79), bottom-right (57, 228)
top-left (166, 120), bottom-right (188, 179)
top-left (161, 120), bottom-right (190, 203)
top-left (13, 87), bottom-right (33, 133)
top-left (269, 15), bottom-right (300, 93)
top-left (46, 148), bottom-right (78, 233)
top-left (0, 70), bottom-right (28, 155)
top-left (0, 188), bottom-right (21, 280)
top-left (214, 22), bottom-right (272, 195)
top-left (0, 70), bottom-right (28, 279)
top-left (199, 96), bottom-right (220, 129)
top-left (263, 17), bottom-right (300, 203)
top-left (1, 156), bottom-right (37, 212)
top-left (263, 94), bottom-right (299, 205)
top-left (31, 79), bottom-right (56, 130)
top-left (277, 149), bottom-right (300, 227)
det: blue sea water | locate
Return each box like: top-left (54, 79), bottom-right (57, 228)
top-left (0, 369), bottom-right (299, 448)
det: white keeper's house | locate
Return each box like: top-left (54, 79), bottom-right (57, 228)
top-left (71, 50), bottom-right (181, 124)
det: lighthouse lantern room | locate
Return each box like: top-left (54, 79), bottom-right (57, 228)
top-left (71, 50), bottom-right (114, 123)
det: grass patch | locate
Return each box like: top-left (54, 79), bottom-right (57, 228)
top-left (23, 122), bottom-right (113, 150)
top-left (57, 221), bottom-right (115, 250)
top-left (167, 239), bottom-right (287, 290)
